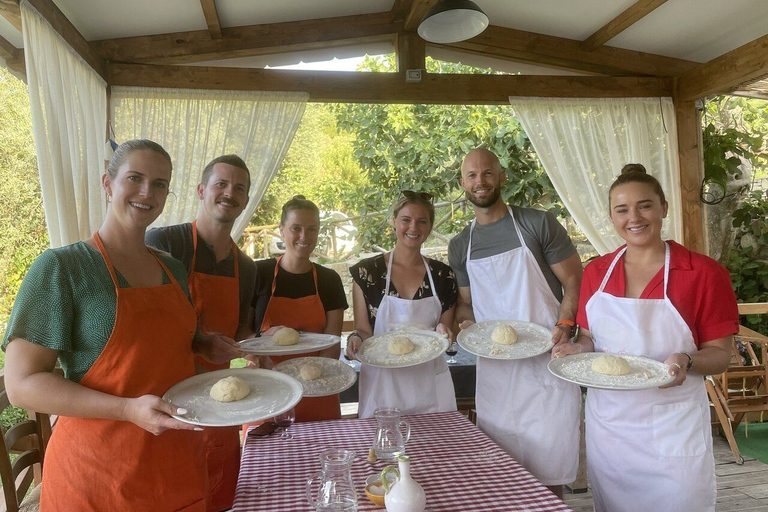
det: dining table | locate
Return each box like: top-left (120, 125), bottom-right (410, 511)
top-left (234, 410), bottom-right (574, 512)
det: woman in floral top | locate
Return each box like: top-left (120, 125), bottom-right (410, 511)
top-left (346, 191), bottom-right (458, 418)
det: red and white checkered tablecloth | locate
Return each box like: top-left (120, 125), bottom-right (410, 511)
top-left (234, 411), bottom-right (573, 512)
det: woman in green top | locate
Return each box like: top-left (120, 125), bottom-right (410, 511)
top-left (2, 139), bottom-right (241, 511)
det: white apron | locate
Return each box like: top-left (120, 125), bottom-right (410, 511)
top-left (585, 243), bottom-right (715, 512)
top-left (358, 253), bottom-right (457, 419)
top-left (466, 206), bottom-right (580, 485)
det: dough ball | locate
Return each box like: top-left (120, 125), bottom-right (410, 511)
top-left (210, 376), bottom-right (251, 402)
top-left (299, 362), bottom-right (323, 380)
top-left (388, 336), bottom-right (415, 355)
top-left (491, 324), bottom-right (518, 345)
top-left (592, 355), bottom-right (631, 376)
top-left (273, 327), bottom-right (300, 346)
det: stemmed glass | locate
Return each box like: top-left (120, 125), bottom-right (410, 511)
top-left (445, 340), bottom-right (459, 364)
top-left (274, 408), bottom-right (295, 439)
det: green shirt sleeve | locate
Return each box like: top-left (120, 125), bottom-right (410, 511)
top-left (3, 248), bottom-right (75, 353)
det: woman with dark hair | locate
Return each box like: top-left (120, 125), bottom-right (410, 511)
top-left (346, 191), bottom-right (458, 418)
top-left (553, 164), bottom-right (738, 512)
top-left (2, 139), bottom-right (241, 511)
top-left (250, 195), bottom-right (348, 421)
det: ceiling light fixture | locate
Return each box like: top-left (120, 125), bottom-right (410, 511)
top-left (417, 0), bottom-right (489, 44)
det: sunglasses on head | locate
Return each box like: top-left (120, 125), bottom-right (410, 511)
top-left (401, 190), bottom-right (433, 202)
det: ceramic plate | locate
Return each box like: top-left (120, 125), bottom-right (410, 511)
top-left (163, 368), bottom-right (303, 427)
top-left (274, 357), bottom-right (357, 397)
top-left (238, 332), bottom-right (340, 356)
top-left (356, 328), bottom-right (450, 369)
top-left (457, 320), bottom-right (554, 360)
top-left (548, 352), bottom-right (675, 390)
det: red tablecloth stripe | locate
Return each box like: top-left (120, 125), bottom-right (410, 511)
top-left (235, 411), bottom-right (573, 512)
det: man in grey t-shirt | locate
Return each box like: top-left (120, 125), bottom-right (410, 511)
top-left (448, 148), bottom-right (583, 498)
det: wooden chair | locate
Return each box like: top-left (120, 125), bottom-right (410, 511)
top-left (706, 302), bottom-right (768, 464)
top-left (0, 370), bottom-right (52, 512)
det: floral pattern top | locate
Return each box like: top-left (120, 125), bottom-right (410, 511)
top-left (349, 253), bottom-right (458, 330)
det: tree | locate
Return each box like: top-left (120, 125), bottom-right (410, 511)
top-left (331, 56), bottom-right (562, 250)
top-left (250, 103), bottom-right (368, 227)
top-left (0, 68), bottom-right (49, 328)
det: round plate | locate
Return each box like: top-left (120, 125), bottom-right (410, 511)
top-left (356, 328), bottom-right (449, 369)
top-left (548, 352), bottom-right (675, 390)
top-left (274, 357), bottom-right (357, 397)
top-left (457, 320), bottom-right (554, 360)
top-left (163, 368), bottom-right (303, 427)
top-left (238, 332), bottom-right (340, 356)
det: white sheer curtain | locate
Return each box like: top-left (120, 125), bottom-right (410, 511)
top-left (21, 0), bottom-right (107, 248)
top-left (110, 87), bottom-right (308, 240)
top-left (510, 97), bottom-right (681, 255)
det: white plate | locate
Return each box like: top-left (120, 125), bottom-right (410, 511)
top-left (356, 328), bottom-right (450, 369)
top-left (457, 320), bottom-right (554, 360)
top-left (274, 357), bottom-right (357, 397)
top-left (548, 352), bottom-right (676, 390)
top-left (238, 332), bottom-right (340, 356)
top-left (163, 368), bottom-right (303, 427)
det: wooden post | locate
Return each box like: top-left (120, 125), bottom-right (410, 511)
top-left (397, 31), bottom-right (426, 72)
top-left (673, 93), bottom-right (706, 254)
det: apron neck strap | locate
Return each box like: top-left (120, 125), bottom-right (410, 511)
top-left (384, 250), bottom-right (435, 296)
top-left (598, 242), bottom-right (671, 298)
top-left (273, 255), bottom-right (318, 295)
top-left (94, 231), bottom-right (178, 288)
top-left (467, 205), bottom-right (524, 261)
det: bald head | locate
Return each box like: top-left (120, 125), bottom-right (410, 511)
top-left (460, 148), bottom-right (505, 209)
top-left (461, 148), bottom-right (502, 177)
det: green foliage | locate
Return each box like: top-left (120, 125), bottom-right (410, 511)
top-left (0, 68), bottom-right (49, 329)
top-left (727, 190), bottom-right (768, 335)
top-left (251, 103), bottom-right (368, 227)
top-left (331, 56), bottom-right (562, 250)
top-left (702, 123), bottom-right (761, 189)
top-left (704, 96), bottom-right (768, 181)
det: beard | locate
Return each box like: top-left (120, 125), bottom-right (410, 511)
top-left (465, 186), bottom-right (501, 208)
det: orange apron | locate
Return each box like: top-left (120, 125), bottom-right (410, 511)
top-left (261, 257), bottom-right (341, 422)
top-left (41, 233), bottom-right (206, 512)
top-left (187, 221), bottom-right (241, 512)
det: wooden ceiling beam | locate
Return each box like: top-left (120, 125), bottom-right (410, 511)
top-left (92, 12), bottom-right (401, 65)
top-left (676, 34), bottom-right (768, 101)
top-left (582, 0), bottom-right (670, 51)
top-left (404, 0), bottom-right (439, 31)
top-left (0, 32), bottom-right (24, 74)
top-left (21, 0), bottom-right (106, 80)
top-left (0, 0), bottom-right (21, 32)
top-left (448, 25), bottom-right (697, 77)
top-left (390, 0), bottom-right (414, 23)
top-left (199, 0), bottom-right (222, 39)
top-left (108, 62), bottom-right (673, 103)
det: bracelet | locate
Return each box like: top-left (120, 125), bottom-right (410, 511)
top-left (348, 331), bottom-right (362, 343)
top-left (556, 319), bottom-right (575, 327)
top-left (680, 351), bottom-right (694, 371)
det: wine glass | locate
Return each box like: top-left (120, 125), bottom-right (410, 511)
top-left (445, 341), bottom-right (459, 364)
top-left (274, 408), bottom-right (295, 439)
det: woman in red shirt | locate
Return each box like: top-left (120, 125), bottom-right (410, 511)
top-left (553, 164), bottom-right (738, 512)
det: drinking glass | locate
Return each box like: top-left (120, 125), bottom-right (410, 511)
top-left (445, 341), bottom-right (459, 364)
top-left (274, 408), bottom-right (295, 439)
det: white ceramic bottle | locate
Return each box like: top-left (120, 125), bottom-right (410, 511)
top-left (380, 455), bottom-right (426, 512)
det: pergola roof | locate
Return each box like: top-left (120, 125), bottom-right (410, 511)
top-left (1, 0), bottom-right (767, 102)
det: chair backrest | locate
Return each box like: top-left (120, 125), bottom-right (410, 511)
top-left (0, 371), bottom-right (50, 512)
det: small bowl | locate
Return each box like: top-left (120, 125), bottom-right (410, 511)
top-left (365, 482), bottom-right (386, 507)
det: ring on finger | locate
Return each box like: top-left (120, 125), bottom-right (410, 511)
top-left (673, 363), bottom-right (682, 370)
